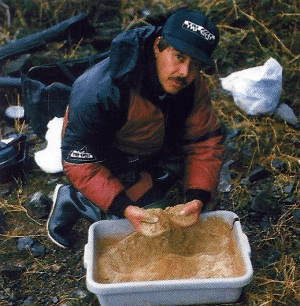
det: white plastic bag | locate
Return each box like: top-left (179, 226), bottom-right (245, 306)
top-left (221, 58), bottom-right (282, 115)
top-left (34, 117), bottom-right (64, 173)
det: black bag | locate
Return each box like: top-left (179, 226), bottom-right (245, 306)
top-left (0, 134), bottom-right (28, 183)
top-left (21, 52), bottom-right (109, 139)
top-left (0, 13), bottom-right (95, 62)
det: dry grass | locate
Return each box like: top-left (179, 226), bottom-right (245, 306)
top-left (248, 203), bottom-right (300, 304)
top-left (0, 0), bottom-right (300, 305)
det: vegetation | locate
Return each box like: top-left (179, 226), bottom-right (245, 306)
top-left (0, 0), bottom-right (300, 305)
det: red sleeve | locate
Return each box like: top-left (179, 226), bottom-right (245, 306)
top-left (63, 161), bottom-right (153, 214)
top-left (183, 75), bottom-right (225, 195)
top-left (183, 135), bottom-right (225, 194)
top-left (63, 161), bottom-right (125, 212)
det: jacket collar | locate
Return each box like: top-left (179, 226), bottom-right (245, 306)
top-left (140, 54), bottom-right (167, 104)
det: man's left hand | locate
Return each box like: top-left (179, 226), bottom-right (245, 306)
top-left (169, 200), bottom-right (203, 228)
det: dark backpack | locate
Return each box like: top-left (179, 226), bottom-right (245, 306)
top-left (21, 52), bottom-right (109, 139)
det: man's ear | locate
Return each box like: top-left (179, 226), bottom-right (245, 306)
top-left (153, 36), bottom-right (161, 56)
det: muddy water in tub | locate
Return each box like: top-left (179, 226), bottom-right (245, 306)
top-left (96, 206), bottom-right (245, 283)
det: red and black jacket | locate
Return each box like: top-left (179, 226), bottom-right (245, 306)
top-left (61, 25), bottom-right (225, 217)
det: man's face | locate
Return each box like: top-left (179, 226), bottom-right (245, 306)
top-left (154, 37), bottom-right (200, 94)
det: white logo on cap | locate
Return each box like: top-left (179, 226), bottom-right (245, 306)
top-left (182, 20), bottom-right (215, 43)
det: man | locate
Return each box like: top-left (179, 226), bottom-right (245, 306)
top-left (47, 9), bottom-right (225, 248)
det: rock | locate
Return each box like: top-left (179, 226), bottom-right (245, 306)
top-left (1, 265), bottom-right (26, 282)
top-left (282, 196), bottom-right (296, 204)
top-left (224, 140), bottom-right (239, 159)
top-left (225, 128), bottom-right (240, 141)
top-left (224, 128), bottom-right (240, 157)
top-left (47, 177), bottom-right (60, 185)
top-left (31, 242), bottom-right (47, 257)
top-left (70, 288), bottom-right (88, 299)
top-left (1, 186), bottom-right (12, 197)
top-left (52, 296), bottom-right (59, 303)
top-left (17, 237), bottom-right (34, 251)
top-left (141, 6), bottom-right (151, 17)
top-left (265, 250), bottom-right (281, 265)
top-left (8, 291), bottom-right (20, 303)
top-left (240, 177), bottom-right (251, 186)
top-left (248, 166), bottom-right (270, 183)
top-left (275, 103), bottom-right (299, 126)
top-left (218, 160), bottom-right (234, 192)
top-left (272, 159), bottom-right (287, 172)
top-left (259, 216), bottom-right (271, 231)
top-left (251, 190), bottom-right (275, 213)
top-left (23, 191), bottom-right (51, 219)
top-left (17, 237), bottom-right (47, 257)
top-left (22, 295), bottom-right (35, 306)
top-left (241, 143), bottom-right (254, 160)
top-left (51, 264), bottom-right (62, 273)
top-left (284, 184), bottom-right (294, 194)
top-left (293, 210), bottom-right (300, 224)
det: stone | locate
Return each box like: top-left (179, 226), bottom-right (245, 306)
top-left (1, 186), bottom-right (12, 197)
top-left (251, 190), bottom-right (274, 213)
top-left (272, 159), bottom-right (287, 172)
top-left (17, 237), bottom-right (47, 257)
top-left (52, 296), bottom-right (59, 303)
top-left (1, 265), bottom-right (26, 282)
top-left (248, 166), bottom-right (270, 183)
top-left (70, 289), bottom-right (88, 299)
top-left (23, 191), bottom-right (51, 219)
top-left (240, 177), bottom-right (251, 185)
top-left (284, 184), bottom-right (294, 194)
top-left (218, 160), bottom-right (234, 192)
top-left (31, 241), bottom-right (47, 257)
top-left (225, 128), bottom-right (240, 140)
top-left (275, 103), bottom-right (299, 126)
top-left (293, 210), bottom-right (300, 224)
top-left (17, 237), bottom-right (34, 251)
top-left (51, 264), bottom-right (61, 273)
top-left (22, 295), bottom-right (35, 306)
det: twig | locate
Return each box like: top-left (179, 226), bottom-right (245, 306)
top-left (232, 0), bottom-right (239, 19)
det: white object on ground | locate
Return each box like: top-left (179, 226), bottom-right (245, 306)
top-left (218, 160), bottom-right (235, 193)
top-left (34, 117), bottom-right (63, 173)
top-left (221, 58), bottom-right (282, 115)
top-left (274, 103), bottom-right (299, 126)
top-left (5, 105), bottom-right (24, 119)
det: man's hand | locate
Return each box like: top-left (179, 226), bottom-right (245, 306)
top-left (124, 200), bottom-right (203, 234)
top-left (168, 200), bottom-right (203, 228)
top-left (182, 199), bottom-right (203, 219)
top-left (124, 205), bottom-right (159, 233)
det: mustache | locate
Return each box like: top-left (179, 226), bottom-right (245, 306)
top-left (169, 76), bottom-right (187, 87)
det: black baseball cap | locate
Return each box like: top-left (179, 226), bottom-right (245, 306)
top-left (162, 9), bottom-right (219, 66)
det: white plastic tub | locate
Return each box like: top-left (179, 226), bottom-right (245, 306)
top-left (84, 210), bottom-right (253, 306)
